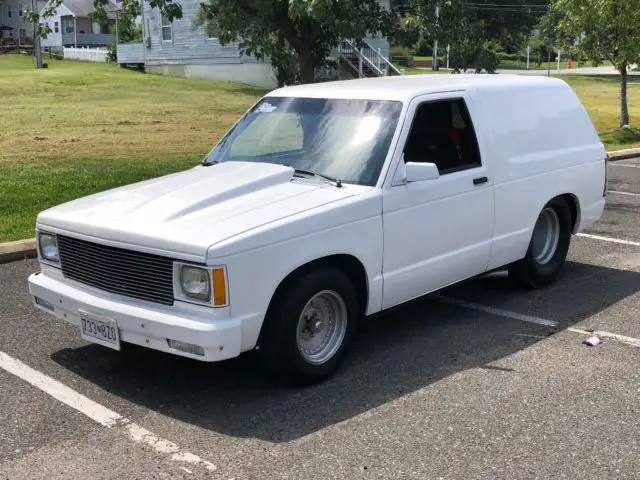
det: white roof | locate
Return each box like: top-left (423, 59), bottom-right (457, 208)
top-left (266, 74), bottom-right (567, 102)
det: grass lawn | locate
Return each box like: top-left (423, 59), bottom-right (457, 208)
top-left (1, 53), bottom-right (638, 242)
top-left (401, 66), bottom-right (450, 75)
top-left (498, 59), bottom-right (614, 70)
top-left (0, 54), bottom-right (265, 242)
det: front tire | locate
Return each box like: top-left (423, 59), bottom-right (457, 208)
top-left (258, 265), bottom-right (359, 386)
top-left (508, 197), bottom-right (573, 289)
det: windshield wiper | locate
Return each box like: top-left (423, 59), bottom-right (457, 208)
top-left (290, 167), bottom-right (343, 188)
top-left (201, 160), bottom-right (343, 187)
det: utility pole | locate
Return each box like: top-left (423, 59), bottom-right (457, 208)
top-left (431, 4), bottom-right (440, 70)
top-left (446, 44), bottom-right (450, 69)
top-left (432, 3), bottom-right (439, 70)
top-left (31, 0), bottom-right (43, 68)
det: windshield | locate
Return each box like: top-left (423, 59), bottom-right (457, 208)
top-left (203, 96), bottom-right (403, 186)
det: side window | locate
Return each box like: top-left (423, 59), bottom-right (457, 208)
top-left (403, 98), bottom-right (481, 175)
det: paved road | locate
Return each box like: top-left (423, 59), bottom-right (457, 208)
top-left (495, 66), bottom-right (640, 76)
top-left (1, 159), bottom-right (640, 479)
top-left (423, 65), bottom-right (639, 76)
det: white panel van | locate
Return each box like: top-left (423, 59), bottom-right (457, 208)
top-left (29, 74), bottom-right (607, 384)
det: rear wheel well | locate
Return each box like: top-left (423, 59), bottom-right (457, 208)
top-left (555, 194), bottom-right (579, 232)
top-left (263, 255), bottom-right (369, 328)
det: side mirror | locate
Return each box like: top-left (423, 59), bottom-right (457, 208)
top-left (405, 162), bottom-right (440, 183)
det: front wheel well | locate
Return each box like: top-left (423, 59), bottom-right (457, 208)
top-left (263, 254), bottom-right (369, 327)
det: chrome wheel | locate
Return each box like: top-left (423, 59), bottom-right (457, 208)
top-left (531, 207), bottom-right (561, 265)
top-left (296, 290), bottom-right (348, 365)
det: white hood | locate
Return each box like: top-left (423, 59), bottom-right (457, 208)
top-left (36, 161), bottom-right (358, 260)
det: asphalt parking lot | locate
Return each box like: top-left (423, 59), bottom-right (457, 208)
top-left (1, 158), bottom-right (640, 480)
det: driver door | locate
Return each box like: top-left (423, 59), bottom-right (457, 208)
top-left (381, 93), bottom-right (495, 309)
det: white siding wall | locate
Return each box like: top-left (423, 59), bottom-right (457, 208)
top-left (39, 4), bottom-right (74, 47)
top-left (117, 42), bottom-right (144, 63)
top-left (141, 0), bottom-right (244, 66)
top-left (40, 14), bottom-right (62, 47)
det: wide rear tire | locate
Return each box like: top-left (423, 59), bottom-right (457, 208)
top-left (508, 197), bottom-right (573, 289)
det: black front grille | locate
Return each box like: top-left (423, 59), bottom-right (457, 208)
top-left (57, 235), bottom-right (175, 306)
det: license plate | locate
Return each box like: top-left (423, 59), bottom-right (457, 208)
top-left (79, 311), bottom-right (121, 351)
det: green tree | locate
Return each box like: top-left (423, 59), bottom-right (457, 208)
top-left (412, 0), bottom-right (505, 72)
top-left (93, 0), bottom-right (181, 23)
top-left (191, 5), bottom-right (300, 87)
top-left (545, 0), bottom-right (640, 127)
top-left (413, 0), bottom-right (548, 58)
top-left (392, 12), bottom-right (422, 48)
top-left (116, 14), bottom-right (142, 44)
top-left (25, 0), bottom-right (64, 67)
top-left (193, 0), bottom-right (395, 84)
top-left (94, 0), bottom-right (396, 85)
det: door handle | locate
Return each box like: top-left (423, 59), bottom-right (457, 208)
top-left (473, 176), bottom-right (488, 186)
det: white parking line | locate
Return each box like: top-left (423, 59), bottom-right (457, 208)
top-left (0, 351), bottom-right (217, 473)
top-left (609, 190), bottom-right (640, 197)
top-left (431, 295), bottom-right (559, 327)
top-left (576, 233), bottom-right (640, 247)
top-left (567, 328), bottom-right (640, 348)
top-left (433, 296), bottom-right (640, 348)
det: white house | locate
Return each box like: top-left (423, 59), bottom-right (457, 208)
top-left (116, 0), bottom-right (401, 89)
top-left (0, 0), bottom-right (48, 43)
top-left (39, 0), bottom-right (119, 49)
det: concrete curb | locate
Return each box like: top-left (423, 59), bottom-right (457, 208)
top-left (607, 147), bottom-right (640, 161)
top-left (1, 148), bottom-right (639, 265)
top-left (0, 238), bottom-right (37, 264)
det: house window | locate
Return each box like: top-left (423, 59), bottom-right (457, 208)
top-left (54, 21), bottom-right (59, 33)
top-left (8, 4), bottom-right (11, 17)
top-left (161, 14), bottom-right (172, 41)
top-left (19, 28), bottom-right (25, 38)
top-left (63, 17), bottom-right (74, 33)
top-left (18, 4), bottom-right (22, 16)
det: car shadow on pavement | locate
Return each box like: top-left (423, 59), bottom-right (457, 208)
top-left (50, 260), bottom-right (640, 443)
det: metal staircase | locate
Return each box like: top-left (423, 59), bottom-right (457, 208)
top-left (338, 39), bottom-right (404, 78)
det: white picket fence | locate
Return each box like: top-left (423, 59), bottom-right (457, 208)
top-left (63, 47), bottom-right (108, 63)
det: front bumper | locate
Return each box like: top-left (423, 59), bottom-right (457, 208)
top-left (28, 271), bottom-right (243, 362)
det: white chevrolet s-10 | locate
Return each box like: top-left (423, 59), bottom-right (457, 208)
top-left (28, 74), bottom-right (607, 384)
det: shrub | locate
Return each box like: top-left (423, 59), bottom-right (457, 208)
top-left (106, 41), bottom-right (117, 63)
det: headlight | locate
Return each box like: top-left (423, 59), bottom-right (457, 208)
top-left (180, 266), bottom-right (211, 302)
top-left (38, 232), bottom-right (59, 262)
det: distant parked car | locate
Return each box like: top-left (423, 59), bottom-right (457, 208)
top-left (29, 74), bottom-right (607, 385)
